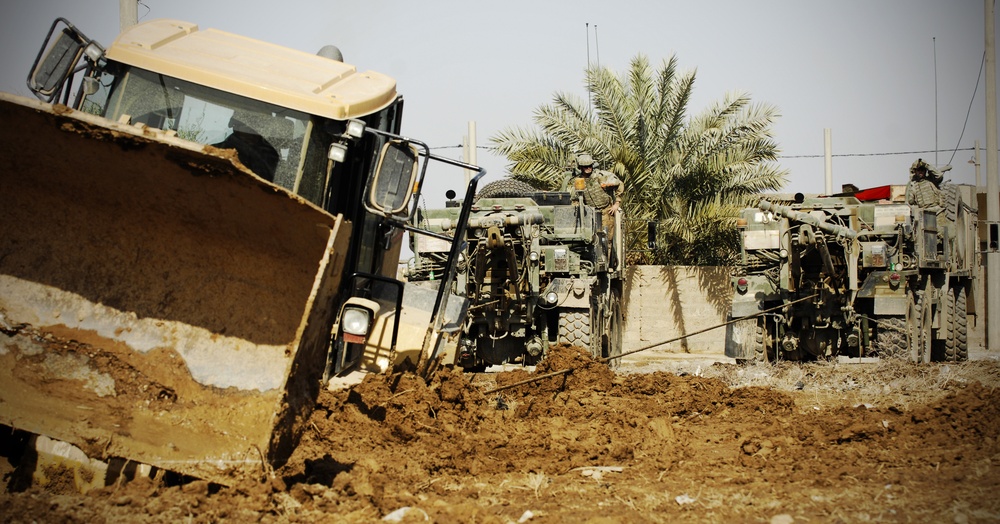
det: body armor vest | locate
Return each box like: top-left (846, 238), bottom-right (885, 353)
top-left (907, 179), bottom-right (940, 209)
top-left (581, 176), bottom-right (612, 209)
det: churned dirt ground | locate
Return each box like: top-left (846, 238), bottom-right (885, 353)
top-left (2, 345), bottom-right (1000, 523)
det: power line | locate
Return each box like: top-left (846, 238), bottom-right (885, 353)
top-left (948, 50), bottom-right (987, 166)
top-left (432, 144), bottom-right (491, 150)
top-left (782, 147), bottom-right (975, 160)
top-left (432, 145), bottom-right (984, 160)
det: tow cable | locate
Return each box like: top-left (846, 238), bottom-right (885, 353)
top-left (483, 293), bottom-right (819, 395)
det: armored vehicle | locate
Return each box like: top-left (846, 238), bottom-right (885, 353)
top-left (406, 179), bottom-right (624, 369)
top-left (726, 168), bottom-right (978, 363)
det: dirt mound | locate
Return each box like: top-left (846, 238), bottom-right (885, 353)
top-left (3, 357), bottom-right (1000, 523)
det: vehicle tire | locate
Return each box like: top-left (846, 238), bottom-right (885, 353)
top-left (941, 182), bottom-right (960, 223)
top-left (874, 316), bottom-right (907, 358)
top-left (474, 179), bottom-right (537, 201)
top-left (940, 183), bottom-right (969, 269)
top-left (907, 283), bottom-right (932, 364)
top-left (589, 298), bottom-right (605, 360)
top-left (603, 289), bottom-right (624, 368)
top-left (934, 286), bottom-right (956, 362)
top-left (941, 286), bottom-right (969, 362)
top-left (735, 316), bottom-right (768, 365)
top-left (557, 309), bottom-right (591, 352)
top-left (753, 316), bottom-right (769, 362)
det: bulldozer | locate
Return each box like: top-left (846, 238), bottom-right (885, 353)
top-left (0, 18), bottom-right (479, 489)
top-left (404, 178), bottom-right (625, 370)
top-left (725, 163), bottom-right (979, 363)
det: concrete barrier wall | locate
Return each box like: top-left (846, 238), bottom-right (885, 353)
top-left (622, 266), bottom-right (731, 356)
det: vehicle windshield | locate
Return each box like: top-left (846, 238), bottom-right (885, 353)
top-left (83, 65), bottom-right (333, 205)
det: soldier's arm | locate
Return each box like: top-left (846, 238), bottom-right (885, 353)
top-left (599, 170), bottom-right (621, 189)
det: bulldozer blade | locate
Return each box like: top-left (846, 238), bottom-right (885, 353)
top-left (0, 93), bottom-right (348, 485)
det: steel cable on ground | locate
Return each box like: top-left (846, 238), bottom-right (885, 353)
top-left (483, 293), bottom-right (819, 395)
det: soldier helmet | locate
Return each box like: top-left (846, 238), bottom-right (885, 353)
top-left (576, 154), bottom-right (595, 169)
top-left (910, 158), bottom-right (929, 177)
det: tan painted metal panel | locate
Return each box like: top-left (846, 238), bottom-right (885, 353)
top-left (106, 19), bottom-right (397, 120)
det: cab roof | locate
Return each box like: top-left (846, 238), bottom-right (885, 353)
top-left (106, 19), bottom-right (397, 120)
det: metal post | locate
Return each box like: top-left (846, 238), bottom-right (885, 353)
top-left (973, 140), bottom-right (982, 191)
top-left (468, 120), bottom-right (477, 170)
top-left (985, 0), bottom-right (1000, 350)
top-left (464, 121), bottom-right (477, 187)
top-left (462, 135), bottom-right (469, 186)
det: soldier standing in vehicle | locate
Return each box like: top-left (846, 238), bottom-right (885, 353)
top-left (906, 158), bottom-right (945, 211)
top-left (566, 153), bottom-right (622, 270)
top-left (570, 153), bottom-right (622, 229)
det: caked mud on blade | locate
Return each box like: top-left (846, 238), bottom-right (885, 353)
top-left (0, 93), bottom-right (348, 484)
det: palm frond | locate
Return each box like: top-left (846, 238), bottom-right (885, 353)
top-left (489, 52), bottom-right (787, 265)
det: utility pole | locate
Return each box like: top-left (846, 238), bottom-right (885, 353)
top-left (985, 0), bottom-right (999, 350)
top-left (464, 121), bottom-right (477, 187)
top-left (120, 0), bottom-right (138, 31)
top-left (972, 140), bottom-right (981, 191)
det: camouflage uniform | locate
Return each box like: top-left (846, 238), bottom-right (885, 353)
top-left (566, 154), bottom-right (621, 240)
top-left (905, 158), bottom-right (943, 211)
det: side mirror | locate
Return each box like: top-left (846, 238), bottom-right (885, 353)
top-left (369, 140), bottom-right (419, 217)
top-left (27, 18), bottom-right (104, 103)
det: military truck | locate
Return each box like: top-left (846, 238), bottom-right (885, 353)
top-left (0, 18), bottom-right (478, 488)
top-left (726, 166), bottom-right (978, 363)
top-left (405, 178), bottom-right (624, 370)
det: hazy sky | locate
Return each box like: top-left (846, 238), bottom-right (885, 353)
top-left (1, 1), bottom-right (994, 206)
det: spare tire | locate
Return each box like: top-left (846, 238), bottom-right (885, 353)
top-left (941, 182), bottom-right (961, 223)
top-left (474, 179), bottom-right (538, 202)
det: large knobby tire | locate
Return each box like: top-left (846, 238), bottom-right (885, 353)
top-left (941, 182), bottom-right (960, 223)
top-left (589, 299), bottom-right (605, 360)
top-left (940, 183), bottom-right (968, 268)
top-left (474, 179), bottom-right (537, 201)
top-left (908, 285), bottom-right (932, 364)
top-left (733, 316), bottom-right (768, 365)
top-left (941, 286), bottom-right (969, 362)
top-left (934, 287), bottom-right (955, 362)
top-left (557, 309), bottom-right (592, 353)
top-left (752, 317), bottom-right (769, 362)
top-left (603, 289), bottom-right (624, 369)
top-left (955, 286), bottom-right (969, 361)
top-left (874, 316), bottom-right (907, 359)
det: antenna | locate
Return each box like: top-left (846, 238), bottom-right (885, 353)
top-left (586, 23), bottom-right (591, 69)
top-left (934, 36), bottom-right (938, 165)
top-left (594, 25), bottom-right (600, 67)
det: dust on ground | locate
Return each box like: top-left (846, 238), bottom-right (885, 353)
top-left (2, 345), bottom-right (1000, 523)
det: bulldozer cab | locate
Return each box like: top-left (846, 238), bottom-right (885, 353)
top-left (31, 18), bottom-right (406, 212)
top-left (34, 18), bottom-right (434, 289)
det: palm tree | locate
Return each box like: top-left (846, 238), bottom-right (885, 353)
top-left (491, 54), bottom-right (788, 266)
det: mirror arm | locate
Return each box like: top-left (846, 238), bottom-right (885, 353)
top-left (362, 128), bottom-right (431, 224)
top-left (27, 18), bottom-right (103, 104)
top-left (362, 127), bottom-right (486, 369)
